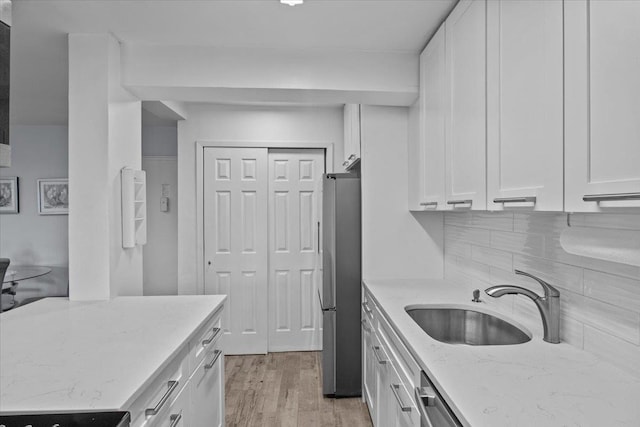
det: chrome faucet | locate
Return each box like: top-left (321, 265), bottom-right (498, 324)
top-left (485, 270), bottom-right (561, 344)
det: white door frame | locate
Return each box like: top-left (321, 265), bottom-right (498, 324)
top-left (196, 140), bottom-right (334, 295)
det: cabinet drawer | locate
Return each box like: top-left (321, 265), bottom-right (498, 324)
top-left (377, 309), bottom-right (420, 388)
top-left (388, 361), bottom-right (419, 426)
top-left (128, 346), bottom-right (190, 427)
top-left (189, 311), bottom-right (223, 377)
top-left (190, 337), bottom-right (224, 427)
top-left (146, 379), bottom-right (190, 427)
top-left (362, 289), bottom-right (377, 323)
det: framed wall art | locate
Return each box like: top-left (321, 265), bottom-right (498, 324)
top-left (38, 178), bottom-right (69, 215)
top-left (0, 177), bottom-right (19, 214)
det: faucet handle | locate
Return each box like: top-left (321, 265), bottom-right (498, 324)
top-left (515, 270), bottom-right (560, 298)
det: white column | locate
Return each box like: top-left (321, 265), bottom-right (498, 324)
top-left (68, 33), bottom-right (142, 300)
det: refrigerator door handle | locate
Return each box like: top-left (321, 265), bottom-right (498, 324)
top-left (318, 289), bottom-right (336, 312)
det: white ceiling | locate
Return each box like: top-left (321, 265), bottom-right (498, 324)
top-left (11, 0), bottom-right (457, 125)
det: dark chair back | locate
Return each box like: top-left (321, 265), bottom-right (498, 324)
top-left (0, 258), bottom-right (9, 284)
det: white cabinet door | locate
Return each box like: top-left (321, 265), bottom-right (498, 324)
top-left (388, 367), bottom-right (419, 427)
top-left (343, 104), bottom-right (361, 169)
top-left (565, 0), bottom-right (640, 211)
top-left (190, 349), bottom-right (224, 427)
top-left (373, 340), bottom-right (393, 427)
top-left (419, 23), bottom-right (448, 211)
top-left (487, 0), bottom-right (564, 211)
top-left (362, 312), bottom-right (377, 420)
top-left (203, 147), bottom-right (269, 355)
top-left (445, 0), bottom-right (487, 210)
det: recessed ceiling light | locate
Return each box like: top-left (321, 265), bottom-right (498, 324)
top-left (280, 0), bottom-right (304, 6)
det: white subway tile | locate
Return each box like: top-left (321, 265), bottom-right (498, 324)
top-left (561, 291), bottom-right (640, 345)
top-left (470, 212), bottom-right (514, 231)
top-left (513, 255), bottom-right (584, 295)
top-left (471, 246), bottom-right (513, 272)
top-left (491, 230), bottom-right (546, 258)
top-left (584, 270), bottom-right (640, 313)
top-left (584, 325), bottom-right (640, 379)
top-left (514, 212), bottom-right (566, 235)
top-left (546, 235), bottom-right (640, 280)
top-left (445, 225), bottom-right (491, 246)
top-left (571, 213), bottom-right (640, 231)
top-left (559, 315), bottom-right (584, 349)
top-left (444, 212), bottom-right (473, 228)
top-left (444, 238), bottom-right (472, 259)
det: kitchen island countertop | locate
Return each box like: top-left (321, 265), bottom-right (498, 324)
top-left (365, 278), bottom-right (640, 427)
top-left (0, 295), bottom-right (226, 414)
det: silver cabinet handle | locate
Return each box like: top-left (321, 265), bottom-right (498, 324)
top-left (317, 221), bottom-right (321, 254)
top-left (583, 193), bottom-right (640, 202)
top-left (371, 345), bottom-right (387, 365)
top-left (205, 349), bottom-right (223, 370)
top-left (349, 154), bottom-right (356, 160)
top-left (202, 327), bottom-right (222, 346)
top-left (342, 160), bottom-right (349, 167)
top-left (493, 197), bottom-right (536, 204)
top-left (390, 384), bottom-right (412, 412)
top-left (447, 199), bottom-right (473, 206)
top-left (361, 318), bottom-right (371, 333)
top-left (169, 412), bottom-right (182, 427)
top-left (361, 301), bottom-right (372, 314)
top-left (145, 380), bottom-right (179, 416)
top-left (420, 202), bottom-right (438, 208)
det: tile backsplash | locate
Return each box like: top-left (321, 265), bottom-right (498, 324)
top-left (443, 211), bottom-right (640, 377)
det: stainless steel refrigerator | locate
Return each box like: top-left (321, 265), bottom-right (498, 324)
top-left (319, 173), bottom-right (362, 397)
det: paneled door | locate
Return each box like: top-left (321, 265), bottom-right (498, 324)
top-left (203, 147), bottom-right (268, 355)
top-left (268, 149), bottom-right (325, 352)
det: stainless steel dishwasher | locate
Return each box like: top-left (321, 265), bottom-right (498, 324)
top-left (415, 371), bottom-right (462, 427)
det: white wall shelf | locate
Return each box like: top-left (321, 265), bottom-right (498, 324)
top-left (121, 167), bottom-right (147, 248)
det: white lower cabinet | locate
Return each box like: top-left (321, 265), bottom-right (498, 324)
top-left (363, 290), bottom-right (420, 427)
top-left (362, 311), bottom-right (377, 421)
top-left (128, 308), bottom-right (225, 427)
top-left (190, 347), bottom-right (224, 427)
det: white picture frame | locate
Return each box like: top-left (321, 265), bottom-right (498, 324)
top-left (0, 177), bottom-right (19, 214)
top-left (38, 178), bottom-right (69, 215)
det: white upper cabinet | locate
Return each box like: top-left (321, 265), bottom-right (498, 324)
top-left (419, 23), bottom-right (448, 211)
top-left (486, 0), bottom-right (564, 211)
top-left (343, 104), bottom-right (361, 170)
top-left (565, 0), bottom-right (640, 211)
top-left (445, 0), bottom-right (487, 210)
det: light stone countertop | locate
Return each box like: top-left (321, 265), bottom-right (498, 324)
top-left (0, 295), bottom-right (226, 414)
top-left (364, 279), bottom-right (640, 427)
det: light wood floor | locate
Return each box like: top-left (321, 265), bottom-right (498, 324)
top-left (224, 352), bottom-right (373, 427)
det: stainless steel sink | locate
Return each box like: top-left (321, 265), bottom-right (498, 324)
top-left (405, 306), bottom-right (531, 345)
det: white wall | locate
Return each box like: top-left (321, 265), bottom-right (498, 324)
top-left (360, 105), bottom-right (443, 280)
top-left (0, 125), bottom-right (68, 266)
top-left (177, 104), bottom-right (344, 294)
top-left (142, 156), bottom-right (178, 296)
top-left (108, 101), bottom-right (143, 296)
top-left (123, 44), bottom-right (418, 106)
top-left (142, 125), bottom-right (177, 157)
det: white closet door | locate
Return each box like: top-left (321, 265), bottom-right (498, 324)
top-left (203, 147), bottom-right (268, 355)
top-left (268, 149), bottom-right (325, 352)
